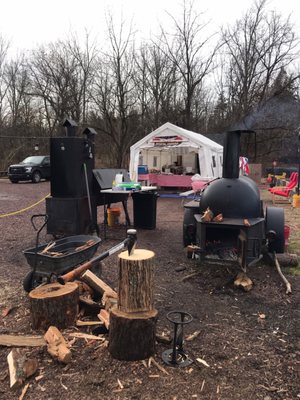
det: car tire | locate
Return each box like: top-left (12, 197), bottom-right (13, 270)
top-left (32, 171), bottom-right (41, 183)
top-left (9, 179), bottom-right (19, 183)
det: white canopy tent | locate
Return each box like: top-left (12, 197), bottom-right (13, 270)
top-left (129, 122), bottom-right (223, 181)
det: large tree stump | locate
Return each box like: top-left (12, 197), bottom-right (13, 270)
top-left (109, 308), bottom-right (158, 360)
top-left (29, 282), bottom-right (79, 331)
top-left (108, 249), bottom-right (157, 360)
top-left (118, 249), bottom-right (154, 313)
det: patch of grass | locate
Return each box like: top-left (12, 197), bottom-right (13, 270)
top-left (287, 242), bottom-right (300, 255)
top-left (286, 267), bottom-right (300, 276)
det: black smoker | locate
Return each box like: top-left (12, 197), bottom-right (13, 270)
top-left (190, 130), bottom-right (285, 267)
top-left (46, 119), bottom-right (98, 236)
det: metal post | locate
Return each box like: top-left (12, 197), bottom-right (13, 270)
top-left (297, 133), bottom-right (300, 195)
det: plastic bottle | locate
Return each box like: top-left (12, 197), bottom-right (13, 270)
top-left (115, 172), bottom-right (123, 185)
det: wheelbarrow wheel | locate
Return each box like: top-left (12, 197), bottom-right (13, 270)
top-left (23, 271), bottom-right (42, 292)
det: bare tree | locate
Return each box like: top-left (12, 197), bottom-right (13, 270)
top-left (159, 0), bottom-right (219, 129)
top-left (134, 42), bottom-right (178, 129)
top-left (0, 36), bottom-right (10, 128)
top-left (66, 32), bottom-right (98, 124)
top-left (91, 15), bottom-right (139, 167)
top-left (221, 0), bottom-right (299, 119)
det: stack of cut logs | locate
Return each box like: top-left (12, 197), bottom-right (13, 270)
top-left (28, 246), bottom-right (157, 364)
top-left (109, 249), bottom-right (158, 361)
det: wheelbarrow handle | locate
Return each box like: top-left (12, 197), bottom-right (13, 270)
top-left (31, 214), bottom-right (48, 232)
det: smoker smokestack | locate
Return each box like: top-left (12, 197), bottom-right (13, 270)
top-left (62, 118), bottom-right (78, 137)
top-left (222, 131), bottom-right (241, 179)
top-left (222, 130), bottom-right (255, 179)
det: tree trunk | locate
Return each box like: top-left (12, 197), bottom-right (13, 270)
top-left (109, 308), bottom-right (158, 360)
top-left (29, 282), bottom-right (79, 331)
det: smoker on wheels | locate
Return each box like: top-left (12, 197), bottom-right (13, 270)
top-left (183, 130), bottom-right (285, 271)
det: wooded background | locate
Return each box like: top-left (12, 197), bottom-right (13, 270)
top-left (0, 0), bottom-right (300, 172)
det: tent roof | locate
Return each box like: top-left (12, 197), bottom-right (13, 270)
top-left (130, 122), bottom-right (223, 152)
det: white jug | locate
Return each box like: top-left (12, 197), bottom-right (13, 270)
top-left (115, 173), bottom-right (123, 185)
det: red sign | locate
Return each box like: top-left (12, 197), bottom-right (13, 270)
top-left (151, 135), bottom-right (186, 146)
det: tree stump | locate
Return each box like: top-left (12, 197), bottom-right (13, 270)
top-left (118, 249), bottom-right (155, 313)
top-left (109, 308), bottom-right (158, 360)
top-left (108, 249), bottom-right (158, 360)
top-left (29, 282), bottom-right (79, 331)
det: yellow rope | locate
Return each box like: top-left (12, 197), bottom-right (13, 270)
top-left (0, 193), bottom-right (50, 218)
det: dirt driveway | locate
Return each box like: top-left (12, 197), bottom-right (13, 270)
top-left (0, 179), bottom-right (299, 400)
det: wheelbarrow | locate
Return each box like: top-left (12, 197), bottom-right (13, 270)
top-left (23, 214), bottom-right (137, 292)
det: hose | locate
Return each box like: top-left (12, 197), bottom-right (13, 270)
top-left (0, 194), bottom-right (50, 218)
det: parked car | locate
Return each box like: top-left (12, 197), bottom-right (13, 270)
top-left (7, 155), bottom-right (51, 183)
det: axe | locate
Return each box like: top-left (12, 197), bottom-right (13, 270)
top-left (57, 229), bottom-right (137, 284)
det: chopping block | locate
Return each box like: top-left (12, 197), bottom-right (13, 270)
top-left (108, 249), bottom-right (158, 361)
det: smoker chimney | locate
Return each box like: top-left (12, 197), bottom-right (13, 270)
top-left (63, 118), bottom-right (78, 137)
top-left (82, 127), bottom-right (97, 141)
top-left (222, 130), bottom-right (255, 179)
top-left (222, 131), bottom-right (241, 179)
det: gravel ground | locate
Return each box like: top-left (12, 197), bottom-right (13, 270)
top-left (0, 178), bottom-right (299, 400)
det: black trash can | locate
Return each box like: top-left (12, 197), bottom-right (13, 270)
top-left (132, 191), bottom-right (158, 229)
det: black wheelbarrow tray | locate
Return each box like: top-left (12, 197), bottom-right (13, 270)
top-left (23, 235), bottom-right (101, 281)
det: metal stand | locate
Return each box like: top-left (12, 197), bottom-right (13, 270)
top-left (162, 310), bottom-right (193, 367)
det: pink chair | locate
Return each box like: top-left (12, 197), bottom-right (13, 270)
top-left (268, 172), bottom-right (298, 203)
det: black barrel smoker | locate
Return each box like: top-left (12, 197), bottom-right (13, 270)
top-left (183, 130), bottom-right (285, 268)
top-left (46, 119), bottom-right (98, 236)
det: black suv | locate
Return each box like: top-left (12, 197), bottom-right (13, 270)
top-left (8, 155), bottom-right (51, 183)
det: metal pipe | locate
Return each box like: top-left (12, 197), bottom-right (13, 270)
top-left (297, 132), bottom-right (300, 195)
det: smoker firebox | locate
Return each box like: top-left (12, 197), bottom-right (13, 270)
top-left (195, 215), bottom-right (265, 265)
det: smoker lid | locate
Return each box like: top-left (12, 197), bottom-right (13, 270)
top-left (93, 168), bottom-right (130, 190)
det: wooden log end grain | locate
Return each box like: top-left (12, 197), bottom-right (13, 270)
top-left (29, 282), bottom-right (79, 331)
top-left (109, 308), bottom-right (158, 361)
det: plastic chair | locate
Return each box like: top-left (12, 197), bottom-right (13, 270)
top-left (268, 172), bottom-right (298, 203)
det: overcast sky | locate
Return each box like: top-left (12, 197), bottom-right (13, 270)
top-left (0, 0), bottom-right (298, 54)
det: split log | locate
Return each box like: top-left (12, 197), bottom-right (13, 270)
top-left (109, 308), bottom-right (158, 361)
top-left (7, 349), bottom-right (38, 388)
top-left (44, 326), bottom-right (71, 364)
top-left (118, 249), bottom-right (155, 313)
top-left (79, 296), bottom-right (102, 316)
top-left (276, 253), bottom-right (298, 267)
top-left (81, 270), bottom-right (117, 299)
top-left (0, 334), bottom-right (46, 347)
top-left (29, 282), bottom-right (79, 330)
top-left (98, 309), bottom-right (110, 329)
top-left (76, 320), bottom-right (103, 327)
top-left (102, 292), bottom-right (118, 311)
top-left (234, 272), bottom-right (253, 292)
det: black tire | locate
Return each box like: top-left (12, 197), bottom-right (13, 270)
top-left (9, 179), bottom-right (19, 183)
top-left (183, 208), bottom-right (197, 247)
top-left (265, 206), bottom-right (285, 253)
top-left (32, 170), bottom-right (41, 183)
top-left (23, 271), bottom-right (43, 292)
top-left (23, 271), bottom-right (34, 292)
